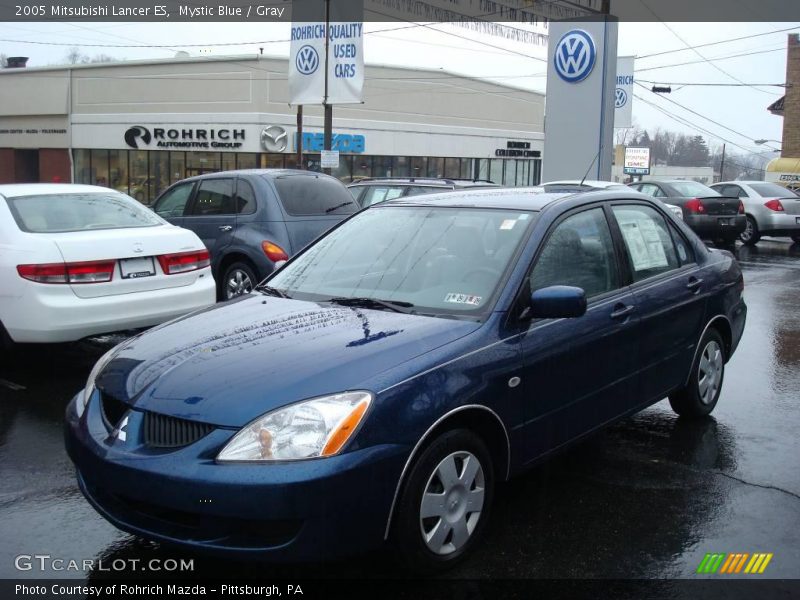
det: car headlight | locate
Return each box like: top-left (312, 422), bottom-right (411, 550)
top-left (77, 346), bottom-right (120, 419)
top-left (216, 391), bottom-right (373, 462)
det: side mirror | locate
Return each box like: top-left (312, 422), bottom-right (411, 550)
top-left (527, 285), bottom-right (587, 319)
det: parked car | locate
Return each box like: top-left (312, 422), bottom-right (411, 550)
top-left (152, 170), bottom-right (359, 300)
top-left (533, 179), bottom-right (684, 219)
top-left (627, 180), bottom-right (745, 245)
top-left (348, 177), bottom-right (497, 207)
top-left (66, 188), bottom-right (746, 570)
top-left (0, 184), bottom-right (215, 348)
top-left (710, 180), bottom-right (800, 245)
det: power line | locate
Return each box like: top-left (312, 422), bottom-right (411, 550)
top-left (637, 79), bottom-right (787, 88)
top-left (635, 47), bottom-right (785, 73)
top-left (636, 25), bottom-right (800, 60)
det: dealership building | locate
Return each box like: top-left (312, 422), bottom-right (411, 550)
top-left (0, 54), bottom-right (545, 204)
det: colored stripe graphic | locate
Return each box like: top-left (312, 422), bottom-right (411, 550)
top-left (698, 552), bottom-right (774, 574)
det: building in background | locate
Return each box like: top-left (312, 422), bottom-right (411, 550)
top-left (766, 33), bottom-right (800, 188)
top-left (0, 55), bottom-right (545, 204)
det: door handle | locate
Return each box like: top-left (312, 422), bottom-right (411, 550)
top-left (218, 225), bottom-right (233, 232)
top-left (686, 277), bottom-right (703, 293)
top-left (610, 304), bottom-right (636, 320)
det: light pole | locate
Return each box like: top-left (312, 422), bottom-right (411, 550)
top-left (754, 139), bottom-right (782, 151)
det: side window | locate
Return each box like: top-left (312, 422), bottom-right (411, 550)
top-left (153, 182), bottom-right (194, 218)
top-left (235, 179), bottom-right (257, 214)
top-left (612, 205), bottom-right (680, 282)
top-left (190, 179), bottom-right (235, 216)
top-left (529, 208), bottom-right (620, 299)
top-left (360, 186), bottom-right (406, 207)
top-left (638, 183), bottom-right (665, 198)
top-left (406, 186), bottom-right (442, 196)
top-left (669, 224), bottom-right (695, 266)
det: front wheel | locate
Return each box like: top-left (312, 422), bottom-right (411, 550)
top-left (392, 429), bottom-right (494, 572)
top-left (220, 261), bottom-right (257, 301)
top-left (669, 329), bottom-right (726, 418)
top-left (739, 216), bottom-right (760, 246)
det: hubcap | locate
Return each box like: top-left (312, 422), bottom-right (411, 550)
top-left (740, 219), bottom-right (753, 242)
top-left (419, 451), bottom-right (485, 555)
top-left (226, 269), bottom-right (253, 299)
top-left (698, 340), bottom-right (723, 405)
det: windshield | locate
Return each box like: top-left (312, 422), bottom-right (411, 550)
top-left (268, 206), bottom-right (535, 316)
top-left (668, 181), bottom-right (719, 197)
top-left (750, 183), bottom-right (796, 198)
top-left (5, 192), bottom-right (164, 233)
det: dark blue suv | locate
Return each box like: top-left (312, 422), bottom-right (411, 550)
top-left (152, 169), bottom-right (359, 299)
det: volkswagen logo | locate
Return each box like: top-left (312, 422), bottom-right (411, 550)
top-left (615, 87), bottom-right (628, 108)
top-left (296, 45), bottom-right (320, 75)
top-left (554, 30), bottom-right (596, 83)
top-left (261, 125), bottom-right (288, 152)
top-left (124, 125), bottom-right (151, 149)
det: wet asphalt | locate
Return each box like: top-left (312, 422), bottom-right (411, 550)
top-left (0, 239), bottom-right (799, 585)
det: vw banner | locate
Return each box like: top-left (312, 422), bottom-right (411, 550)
top-left (289, 8), bottom-right (364, 105)
top-left (614, 56), bottom-right (634, 129)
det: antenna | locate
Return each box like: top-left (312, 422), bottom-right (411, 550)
top-left (579, 144), bottom-right (604, 187)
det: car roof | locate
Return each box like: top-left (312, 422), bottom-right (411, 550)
top-left (713, 180), bottom-right (766, 185)
top-left (348, 177), bottom-right (496, 187)
top-left (179, 169), bottom-right (335, 182)
top-left (540, 180), bottom-right (626, 188)
top-left (377, 186), bottom-right (646, 211)
top-left (0, 183), bottom-right (123, 198)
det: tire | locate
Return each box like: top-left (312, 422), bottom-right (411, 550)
top-left (392, 429), bottom-right (494, 573)
top-left (739, 216), bottom-right (760, 246)
top-left (669, 329), bottom-right (726, 419)
top-left (791, 235), bottom-right (800, 244)
top-left (219, 261), bottom-right (257, 301)
top-left (0, 321), bottom-right (14, 353)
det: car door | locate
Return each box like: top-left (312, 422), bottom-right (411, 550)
top-left (609, 202), bottom-right (706, 403)
top-left (183, 177), bottom-right (236, 258)
top-left (151, 180), bottom-right (196, 228)
top-left (516, 206), bottom-right (641, 462)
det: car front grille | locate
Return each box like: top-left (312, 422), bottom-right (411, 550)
top-left (143, 411), bottom-right (214, 448)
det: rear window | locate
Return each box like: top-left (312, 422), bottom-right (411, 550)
top-left (271, 175), bottom-right (359, 216)
top-left (5, 192), bottom-right (162, 233)
top-left (667, 181), bottom-right (719, 197)
top-left (750, 183), bottom-right (795, 197)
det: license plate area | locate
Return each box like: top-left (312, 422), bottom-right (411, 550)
top-left (119, 257), bottom-right (155, 279)
top-left (718, 218), bottom-right (733, 226)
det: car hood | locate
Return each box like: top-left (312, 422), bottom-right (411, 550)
top-left (95, 295), bottom-right (481, 427)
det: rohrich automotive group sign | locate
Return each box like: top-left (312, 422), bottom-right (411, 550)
top-left (624, 147), bottom-right (651, 175)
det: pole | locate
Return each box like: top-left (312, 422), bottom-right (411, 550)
top-left (296, 105), bottom-right (303, 169)
top-left (719, 143), bottom-right (726, 182)
top-left (323, 0), bottom-right (332, 175)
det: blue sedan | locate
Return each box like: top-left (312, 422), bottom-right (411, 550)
top-left (65, 188), bottom-right (746, 570)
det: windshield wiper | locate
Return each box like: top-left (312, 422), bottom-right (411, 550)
top-left (256, 285), bottom-right (291, 299)
top-left (325, 202), bottom-right (354, 213)
top-left (327, 297), bottom-right (414, 313)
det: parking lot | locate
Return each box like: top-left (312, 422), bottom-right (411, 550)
top-left (1, 240), bottom-right (798, 582)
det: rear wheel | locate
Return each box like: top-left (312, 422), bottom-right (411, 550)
top-left (669, 329), bottom-right (726, 419)
top-left (219, 261), bottom-right (257, 301)
top-left (393, 429), bottom-right (494, 572)
top-left (739, 216), bottom-right (760, 246)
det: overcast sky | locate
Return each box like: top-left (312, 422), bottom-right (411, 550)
top-left (0, 20), bottom-right (794, 159)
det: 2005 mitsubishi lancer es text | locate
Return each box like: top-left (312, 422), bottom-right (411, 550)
top-left (65, 188), bottom-right (746, 570)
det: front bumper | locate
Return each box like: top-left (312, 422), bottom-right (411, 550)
top-left (683, 214), bottom-right (746, 239)
top-left (65, 392), bottom-right (408, 560)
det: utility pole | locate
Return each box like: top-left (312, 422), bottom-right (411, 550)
top-left (719, 143), bottom-right (726, 182)
top-left (323, 0), bottom-right (332, 175)
top-left (296, 105), bottom-right (303, 168)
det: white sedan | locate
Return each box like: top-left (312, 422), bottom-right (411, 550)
top-left (0, 184), bottom-right (216, 346)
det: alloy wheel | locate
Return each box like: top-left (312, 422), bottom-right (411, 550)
top-left (698, 340), bottom-right (723, 405)
top-left (419, 451), bottom-right (485, 555)
top-left (226, 269), bottom-right (253, 299)
top-left (740, 219), bottom-right (753, 242)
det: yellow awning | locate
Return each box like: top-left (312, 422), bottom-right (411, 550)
top-left (767, 157), bottom-right (800, 173)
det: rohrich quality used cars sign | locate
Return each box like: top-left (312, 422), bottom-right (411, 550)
top-left (289, 21), bottom-right (364, 105)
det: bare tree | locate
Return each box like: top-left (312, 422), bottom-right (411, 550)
top-left (64, 47), bottom-right (117, 65)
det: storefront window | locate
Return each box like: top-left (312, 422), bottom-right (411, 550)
top-left (407, 156), bottom-right (424, 178)
top-left (91, 150), bottom-right (109, 187)
top-left (73, 149), bottom-right (91, 184)
top-left (444, 158), bottom-right (460, 179)
top-left (373, 156), bottom-right (393, 178)
top-left (517, 161), bottom-right (529, 187)
top-left (237, 153), bottom-right (258, 170)
top-left (129, 150), bottom-right (149, 204)
top-left (331, 155), bottom-right (353, 181)
top-left (427, 157), bottom-right (444, 178)
top-left (461, 159), bottom-right (474, 180)
top-left (263, 153), bottom-right (285, 169)
top-left (531, 159), bottom-right (542, 185)
top-left (353, 156), bottom-right (372, 179)
top-left (392, 156), bottom-right (410, 178)
top-left (489, 159), bottom-right (504, 183)
top-left (503, 160), bottom-right (517, 187)
top-left (170, 152), bottom-right (186, 184)
top-left (221, 153), bottom-right (236, 171)
top-left (186, 151), bottom-right (221, 177)
top-left (285, 154), bottom-right (300, 169)
top-left (476, 159), bottom-right (489, 182)
top-left (150, 151), bottom-right (170, 198)
top-left (305, 154), bottom-right (322, 172)
top-left (109, 150), bottom-right (129, 196)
